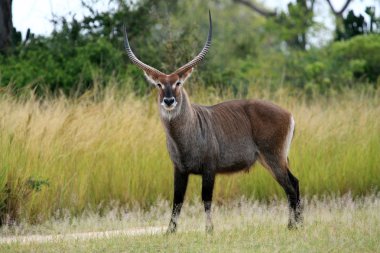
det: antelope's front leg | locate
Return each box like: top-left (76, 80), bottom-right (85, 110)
top-left (202, 171), bottom-right (215, 233)
top-left (167, 169), bottom-right (189, 234)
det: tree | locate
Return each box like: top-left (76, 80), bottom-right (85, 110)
top-left (336, 6), bottom-right (380, 40)
top-left (0, 0), bottom-right (12, 53)
top-left (234, 0), bottom-right (353, 49)
top-left (234, 0), bottom-right (316, 50)
top-left (232, 0), bottom-right (276, 17)
top-left (324, 0), bottom-right (379, 40)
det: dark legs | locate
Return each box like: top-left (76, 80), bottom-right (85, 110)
top-left (167, 169), bottom-right (216, 234)
top-left (280, 169), bottom-right (301, 229)
top-left (167, 169), bottom-right (189, 233)
top-left (260, 153), bottom-right (302, 229)
top-left (287, 169), bottom-right (302, 225)
top-left (202, 171), bottom-right (215, 233)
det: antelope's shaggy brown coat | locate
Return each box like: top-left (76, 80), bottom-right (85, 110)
top-left (162, 89), bottom-right (293, 175)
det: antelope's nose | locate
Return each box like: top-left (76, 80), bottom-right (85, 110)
top-left (163, 97), bottom-right (175, 106)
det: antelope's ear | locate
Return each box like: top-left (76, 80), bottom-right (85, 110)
top-left (143, 71), bottom-right (161, 88)
top-left (178, 68), bottom-right (193, 84)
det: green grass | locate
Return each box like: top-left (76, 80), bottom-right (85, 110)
top-left (1, 196), bottom-right (379, 252)
top-left (0, 87), bottom-right (379, 223)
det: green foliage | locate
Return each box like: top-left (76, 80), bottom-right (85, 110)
top-left (273, 0), bottom-right (314, 50)
top-left (0, 0), bottom-right (156, 95)
top-left (0, 0), bottom-right (379, 96)
top-left (336, 6), bottom-right (380, 41)
top-left (337, 10), bottom-right (367, 40)
top-left (0, 36), bottom-right (125, 94)
top-left (283, 34), bottom-right (380, 93)
top-left (27, 177), bottom-right (49, 192)
top-left (329, 34), bottom-right (380, 82)
top-left (0, 174), bottom-right (49, 225)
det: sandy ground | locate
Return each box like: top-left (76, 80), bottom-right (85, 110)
top-left (2, 195), bottom-right (379, 246)
top-left (0, 226), bottom-right (166, 245)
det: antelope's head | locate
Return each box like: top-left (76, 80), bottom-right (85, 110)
top-left (124, 11), bottom-right (212, 112)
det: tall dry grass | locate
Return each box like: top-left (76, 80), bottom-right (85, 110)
top-left (0, 86), bottom-right (379, 223)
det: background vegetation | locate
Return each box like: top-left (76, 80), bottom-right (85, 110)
top-left (1, 0), bottom-right (379, 95)
top-left (0, 87), bottom-right (379, 224)
top-left (0, 0), bottom-right (379, 225)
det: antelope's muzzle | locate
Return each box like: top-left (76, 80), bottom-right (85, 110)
top-left (162, 97), bottom-right (177, 110)
top-left (164, 97), bottom-right (175, 106)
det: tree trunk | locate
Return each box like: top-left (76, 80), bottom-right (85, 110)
top-left (0, 0), bottom-right (12, 53)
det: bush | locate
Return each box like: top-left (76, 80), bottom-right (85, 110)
top-left (283, 34), bottom-right (380, 93)
top-left (0, 37), bottom-right (125, 94)
top-left (329, 34), bottom-right (380, 83)
top-left (0, 1), bottom-right (379, 96)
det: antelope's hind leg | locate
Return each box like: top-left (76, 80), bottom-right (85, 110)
top-left (259, 153), bottom-right (302, 229)
top-left (287, 168), bottom-right (302, 224)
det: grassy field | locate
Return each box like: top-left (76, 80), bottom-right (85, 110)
top-left (1, 195), bottom-right (379, 252)
top-left (0, 87), bottom-right (379, 223)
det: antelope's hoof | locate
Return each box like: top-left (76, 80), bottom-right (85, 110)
top-left (166, 224), bottom-right (177, 235)
top-left (288, 220), bottom-right (303, 230)
top-left (206, 224), bottom-right (214, 234)
top-left (296, 214), bottom-right (304, 225)
top-left (287, 222), bottom-right (297, 230)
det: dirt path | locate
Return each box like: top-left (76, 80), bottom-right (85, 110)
top-left (0, 226), bottom-right (166, 245)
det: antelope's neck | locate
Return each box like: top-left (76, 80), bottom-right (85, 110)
top-left (160, 89), bottom-right (196, 136)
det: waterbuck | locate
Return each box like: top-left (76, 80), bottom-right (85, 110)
top-left (124, 11), bottom-right (302, 233)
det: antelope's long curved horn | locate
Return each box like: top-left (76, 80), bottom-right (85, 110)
top-left (174, 10), bottom-right (212, 76)
top-left (124, 26), bottom-right (165, 77)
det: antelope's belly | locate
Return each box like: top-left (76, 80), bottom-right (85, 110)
top-left (216, 141), bottom-right (258, 173)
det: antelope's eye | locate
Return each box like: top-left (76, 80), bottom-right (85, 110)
top-left (157, 83), bottom-right (162, 88)
top-left (176, 82), bottom-right (181, 86)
